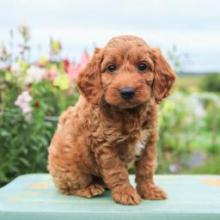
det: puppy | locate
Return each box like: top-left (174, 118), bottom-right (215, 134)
top-left (48, 35), bottom-right (176, 205)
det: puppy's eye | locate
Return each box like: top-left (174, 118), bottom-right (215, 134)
top-left (137, 63), bottom-right (148, 72)
top-left (107, 64), bottom-right (117, 73)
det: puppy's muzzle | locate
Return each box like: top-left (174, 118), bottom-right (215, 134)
top-left (119, 87), bottom-right (135, 100)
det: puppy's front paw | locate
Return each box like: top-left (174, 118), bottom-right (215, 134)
top-left (112, 184), bottom-right (141, 205)
top-left (73, 183), bottom-right (105, 198)
top-left (137, 182), bottom-right (167, 200)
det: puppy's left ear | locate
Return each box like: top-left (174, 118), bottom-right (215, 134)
top-left (151, 48), bottom-right (176, 103)
top-left (77, 48), bottom-right (103, 105)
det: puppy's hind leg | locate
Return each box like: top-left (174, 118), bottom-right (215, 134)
top-left (51, 169), bottom-right (105, 198)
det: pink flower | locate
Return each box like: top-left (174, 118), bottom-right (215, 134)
top-left (15, 91), bottom-right (32, 114)
top-left (44, 69), bottom-right (58, 82)
top-left (66, 63), bottom-right (80, 81)
top-left (79, 50), bottom-right (90, 69)
top-left (63, 51), bottom-right (90, 81)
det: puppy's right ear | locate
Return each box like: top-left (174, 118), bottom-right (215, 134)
top-left (77, 48), bottom-right (103, 104)
top-left (151, 48), bottom-right (176, 103)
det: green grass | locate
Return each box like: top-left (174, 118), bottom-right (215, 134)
top-left (175, 74), bottom-right (205, 92)
top-left (188, 155), bottom-right (220, 174)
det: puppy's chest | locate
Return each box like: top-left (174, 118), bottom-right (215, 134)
top-left (117, 129), bottom-right (149, 164)
top-left (103, 118), bottom-right (144, 145)
top-left (94, 108), bottom-right (149, 145)
top-left (117, 115), bottom-right (147, 139)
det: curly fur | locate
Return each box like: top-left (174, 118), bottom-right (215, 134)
top-left (48, 35), bottom-right (176, 205)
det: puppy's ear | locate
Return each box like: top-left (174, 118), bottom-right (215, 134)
top-left (151, 48), bottom-right (176, 103)
top-left (77, 48), bottom-right (103, 104)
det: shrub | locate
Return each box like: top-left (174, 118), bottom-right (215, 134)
top-left (0, 26), bottom-right (89, 186)
top-left (201, 73), bottom-right (220, 92)
top-left (158, 92), bottom-right (220, 173)
top-left (0, 74), bottom-right (79, 186)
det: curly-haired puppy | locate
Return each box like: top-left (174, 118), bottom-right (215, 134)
top-left (48, 35), bottom-right (176, 205)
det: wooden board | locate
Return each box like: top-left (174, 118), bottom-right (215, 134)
top-left (0, 174), bottom-right (220, 220)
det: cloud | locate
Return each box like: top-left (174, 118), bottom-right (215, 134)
top-left (0, 0), bottom-right (220, 72)
top-left (0, 0), bottom-right (220, 30)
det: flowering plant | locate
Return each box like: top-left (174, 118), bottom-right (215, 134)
top-left (0, 26), bottom-right (89, 185)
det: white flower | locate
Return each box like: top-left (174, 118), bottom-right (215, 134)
top-left (11, 62), bottom-right (21, 76)
top-left (15, 91), bottom-right (32, 114)
top-left (189, 95), bottom-right (206, 118)
top-left (194, 104), bottom-right (206, 117)
top-left (25, 65), bottom-right (45, 85)
top-left (169, 163), bottom-right (180, 173)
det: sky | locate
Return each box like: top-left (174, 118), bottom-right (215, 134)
top-left (0, 0), bottom-right (220, 72)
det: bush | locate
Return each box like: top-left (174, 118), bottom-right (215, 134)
top-left (201, 73), bottom-right (220, 92)
top-left (0, 26), bottom-right (89, 186)
top-left (157, 92), bottom-right (220, 173)
top-left (0, 72), bottom-right (79, 186)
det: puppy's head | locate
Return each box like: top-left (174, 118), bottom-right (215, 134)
top-left (77, 35), bottom-right (176, 108)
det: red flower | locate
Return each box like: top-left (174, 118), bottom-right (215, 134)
top-left (63, 59), bottom-right (70, 73)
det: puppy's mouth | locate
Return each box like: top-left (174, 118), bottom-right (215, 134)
top-left (104, 97), bottom-right (145, 109)
top-left (101, 100), bottom-right (142, 113)
top-left (115, 101), bottom-right (143, 109)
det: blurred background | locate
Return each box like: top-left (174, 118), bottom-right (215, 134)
top-left (0, 0), bottom-right (220, 186)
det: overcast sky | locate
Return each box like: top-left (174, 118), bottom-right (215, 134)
top-left (0, 0), bottom-right (220, 72)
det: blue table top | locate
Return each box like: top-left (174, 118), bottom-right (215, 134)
top-left (0, 174), bottom-right (220, 220)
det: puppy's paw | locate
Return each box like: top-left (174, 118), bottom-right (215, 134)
top-left (74, 183), bottom-right (105, 198)
top-left (137, 182), bottom-right (167, 200)
top-left (112, 184), bottom-right (141, 205)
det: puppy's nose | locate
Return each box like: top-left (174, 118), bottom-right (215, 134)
top-left (119, 87), bottom-right (135, 100)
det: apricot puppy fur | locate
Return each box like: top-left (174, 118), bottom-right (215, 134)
top-left (48, 35), bottom-right (176, 205)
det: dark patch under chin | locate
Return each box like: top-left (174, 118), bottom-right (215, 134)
top-left (100, 98), bottom-right (146, 113)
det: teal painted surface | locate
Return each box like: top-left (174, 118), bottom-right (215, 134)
top-left (0, 174), bottom-right (220, 220)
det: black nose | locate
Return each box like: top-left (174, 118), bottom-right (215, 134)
top-left (119, 87), bottom-right (135, 100)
